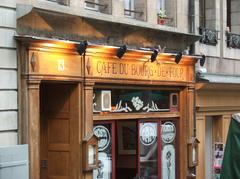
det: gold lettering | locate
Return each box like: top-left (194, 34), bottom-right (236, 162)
top-left (97, 61), bottom-right (102, 75)
top-left (112, 63), bottom-right (117, 74)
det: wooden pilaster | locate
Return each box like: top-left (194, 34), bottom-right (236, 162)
top-left (83, 80), bottom-right (95, 179)
top-left (196, 115), bottom-right (205, 179)
top-left (28, 79), bottom-right (41, 179)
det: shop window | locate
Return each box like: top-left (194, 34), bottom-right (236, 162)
top-left (46, 0), bottom-right (69, 6)
top-left (93, 89), bottom-right (179, 113)
top-left (157, 0), bottom-right (176, 27)
top-left (199, 0), bottom-right (218, 45)
top-left (85, 0), bottom-right (112, 14)
top-left (226, 0), bottom-right (240, 48)
top-left (124, 0), bottom-right (146, 21)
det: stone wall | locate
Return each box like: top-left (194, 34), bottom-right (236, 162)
top-left (0, 0), bottom-right (18, 146)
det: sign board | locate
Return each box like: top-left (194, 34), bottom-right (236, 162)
top-left (85, 57), bottom-right (193, 82)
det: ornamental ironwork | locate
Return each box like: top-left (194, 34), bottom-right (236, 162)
top-left (226, 32), bottom-right (240, 49)
top-left (199, 27), bottom-right (218, 45)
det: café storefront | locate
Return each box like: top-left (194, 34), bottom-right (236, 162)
top-left (17, 36), bottom-right (197, 179)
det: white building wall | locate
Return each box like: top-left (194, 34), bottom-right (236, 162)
top-left (0, 0), bottom-right (18, 146)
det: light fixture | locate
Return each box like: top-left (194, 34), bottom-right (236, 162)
top-left (200, 55), bottom-right (206, 67)
top-left (77, 41), bottom-right (88, 55)
top-left (116, 45), bottom-right (127, 59)
top-left (175, 52), bottom-right (182, 64)
top-left (151, 49), bottom-right (159, 62)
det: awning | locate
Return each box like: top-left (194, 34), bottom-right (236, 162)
top-left (198, 73), bottom-right (240, 84)
top-left (196, 73), bottom-right (240, 91)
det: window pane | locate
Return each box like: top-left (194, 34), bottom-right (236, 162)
top-left (139, 122), bottom-right (158, 178)
top-left (93, 124), bottom-right (112, 179)
top-left (161, 121), bottom-right (176, 179)
top-left (85, 0), bottom-right (99, 10)
top-left (93, 89), bottom-right (175, 113)
top-left (124, 0), bottom-right (134, 16)
top-left (158, 0), bottom-right (165, 10)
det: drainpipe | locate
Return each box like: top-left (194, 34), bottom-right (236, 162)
top-left (220, 0), bottom-right (224, 60)
top-left (189, 0), bottom-right (195, 34)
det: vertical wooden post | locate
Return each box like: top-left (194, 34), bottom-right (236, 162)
top-left (83, 80), bottom-right (94, 179)
top-left (187, 85), bottom-right (195, 138)
top-left (179, 85), bottom-right (196, 179)
top-left (28, 79), bottom-right (41, 179)
top-left (196, 115), bottom-right (206, 179)
top-left (186, 85), bottom-right (196, 178)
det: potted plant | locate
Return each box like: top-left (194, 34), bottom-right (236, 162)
top-left (157, 9), bottom-right (167, 25)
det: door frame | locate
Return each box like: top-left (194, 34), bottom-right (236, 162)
top-left (39, 82), bottom-right (80, 179)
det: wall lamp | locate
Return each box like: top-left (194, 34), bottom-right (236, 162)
top-left (150, 49), bottom-right (159, 62)
top-left (175, 52), bottom-right (183, 64)
top-left (200, 55), bottom-right (206, 67)
top-left (116, 45), bottom-right (127, 59)
top-left (77, 41), bottom-right (88, 55)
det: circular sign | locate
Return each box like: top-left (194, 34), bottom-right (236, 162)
top-left (161, 122), bottom-right (176, 144)
top-left (93, 125), bottom-right (110, 151)
top-left (140, 123), bottom-right (157, 146)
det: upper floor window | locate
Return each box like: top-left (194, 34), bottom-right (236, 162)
top-left (84, 0), bottom-right (112, 15)
top-left (199, 0), bottom-right (205, 28)
top-left (124, 0), bottom-right (135, 18)
top-left (226, 0), bottom-right (240, 48)
top-left (85, 0), bottom-right (99, 11)
top-left (124, 0), bottom-right (146, 21)
top-left (199, 0), bottom-right (218, 45)
top-left (156, 0), bottom-right (176, 27)
top-left (227, 0), bottom-right (240, 34)
top-left (157, 0), bottom-right (165, 12)
top-left (46, 0), bottom-right (69, 6)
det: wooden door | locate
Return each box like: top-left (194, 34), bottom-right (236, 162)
top-left (40, 83), bottom-right (78, 179)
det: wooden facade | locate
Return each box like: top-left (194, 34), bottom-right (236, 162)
top-left (17, 36), bottom-right (197, 179)
top-left (195, 83), bottom-right (240, 179)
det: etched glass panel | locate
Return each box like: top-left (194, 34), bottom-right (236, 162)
top-left (93, 124), bottom-right (112, 179)
top-left (93, 89), bottom-right (173, 113)
top-left (161, 121), bottom-right (176, 179)
top-left (139, 122), bottom-right (158, 178)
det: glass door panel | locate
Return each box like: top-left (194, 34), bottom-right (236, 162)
top-left (139, 122), bottom-right (158, 178)
top-left (93, 123), bottom-right (114, 179)
top-left (161, 121), bottom-right (176, 179)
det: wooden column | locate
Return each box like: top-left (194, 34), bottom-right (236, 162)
top-left (83, 80), bottom-right (94, 179)
top-left (196, 115), bottom-right (205, 179)
top-left (187, 85), bottom-right (195, 138)
top-left (179, 85), bottom-right (195, 179)
top-left (28, 79), bottom-right (41, 179)
top-left (186, 85), bottom-right (196, 177)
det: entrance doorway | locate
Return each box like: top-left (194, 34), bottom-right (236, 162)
top-left (40, 83), bottom-right (79, 179)
top-left (93, 119), bottom-right (178, 179)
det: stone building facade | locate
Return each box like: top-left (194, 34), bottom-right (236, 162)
top-left (0, 1), bottom-right (18, 146)
top-left (195, 0), bottom-right (240, 178)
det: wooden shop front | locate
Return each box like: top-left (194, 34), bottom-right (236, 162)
top-left (17, 36), bottom-right (197, 179)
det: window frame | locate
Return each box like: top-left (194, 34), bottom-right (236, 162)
top-left (85, 0), bottom-right (100, 11)
top-left (124, 0), bottom-right (135, 18)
